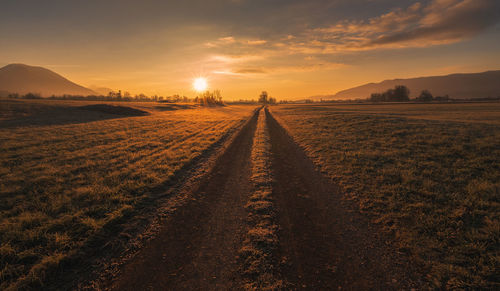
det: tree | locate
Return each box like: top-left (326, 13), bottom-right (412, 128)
top-left (369, 85), bottom-right (410, 102)
top-left (370, 93), bottom-right (385, 102)
top-left (23, 93), bottom-right (41, 99)
top-left (196, 90), bottom-right (224, 106)
top-left (259, 91), bottom-right (268, 104)
top-left (416, 90), bottom-right (433, 102)
top-left (434, 94), bottom-right (450, 102)
top-left (393, 85), bottom-right (410, 101)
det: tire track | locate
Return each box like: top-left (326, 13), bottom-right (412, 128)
top-left (107, 106), bottom-right (422, 290)
top-left (266, 107), bottom-right (421, 290)
top-left (110, 109), bottom-right (259, 290)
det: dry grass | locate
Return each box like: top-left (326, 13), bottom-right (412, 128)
top-left (0, 99), bottom-right (256, 290)
top-left (239, 108), bottom-right (284, 290)
top-left (270, 102), bottom-right (500, 289)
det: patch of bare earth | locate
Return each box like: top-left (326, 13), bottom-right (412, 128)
top-left (109, 109), bottom-right (259, 290)
top-left (265, 108), bottom-right (423, 290)
top-left (102, 107), bottom-right (424, 290)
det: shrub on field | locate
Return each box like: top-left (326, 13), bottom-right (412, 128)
top-left (370, 85), bottom-right (410, 102)
top-left (416, 90), bottom-right (434, 102)
top-left (23, 92), bottom-right (42, 99)
top-left (194, 90), bottom-right (224, 106)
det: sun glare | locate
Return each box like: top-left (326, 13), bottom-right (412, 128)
top-left (193, 77), bottom-right (208, 92)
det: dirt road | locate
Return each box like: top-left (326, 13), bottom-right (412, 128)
top-left (109, 108), bottom-right (421, 290)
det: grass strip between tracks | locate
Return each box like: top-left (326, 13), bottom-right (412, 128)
top-left (239, 108), bottom-right (285, 290)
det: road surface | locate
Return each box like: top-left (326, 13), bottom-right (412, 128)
top-left (109, 107), bottom-right (421, 290)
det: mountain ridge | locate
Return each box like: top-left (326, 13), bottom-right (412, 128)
top-left (314, 70), bottom-right (500, 100)
top-left (0, 63), bottom-right (97, 97)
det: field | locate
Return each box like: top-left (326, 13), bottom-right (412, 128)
top-left (0, 99), bottom-right (256, 290)
top-left (1, 99), bottom-right (499, 290)
top-left (270, 102), bottom-right (500, 289)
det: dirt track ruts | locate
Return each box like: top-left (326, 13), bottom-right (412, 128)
top-left (110, 107), bottom-right (422, 290)
top-left (111, 109), bottom-right (258, 290)
top-left (266, 108), bottom-right (421, 290)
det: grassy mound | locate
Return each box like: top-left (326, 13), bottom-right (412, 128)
top-left (78, 104), bottom-right (149, 116)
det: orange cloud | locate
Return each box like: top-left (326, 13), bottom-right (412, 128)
top-left (312, 0), bottom-right (499, 50)
top-left (208, 0), bottom-right (499, 56)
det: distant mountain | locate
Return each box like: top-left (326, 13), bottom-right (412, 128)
top-left (330, 70), bottom-right (500, 100)
top-left (88, 85), bottom-right (114, 96)
top-left (0, 64), bottom-right (97, 97)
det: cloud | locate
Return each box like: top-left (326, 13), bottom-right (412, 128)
top-left (209, 0), bottom-right (499, 54)
top-left (205, 37), bottom-right (268, 48)
top-left (210, 58), bottom-right (346, 77)
top-left (201, 0), bottom-right (498, 78)
top-left (312, 0), bottom-right (500, 50)
top-left (235, 68), bottom-right (267, 74)
top-left (218, 36), bottom-right (236, 43)
top-left (368, 0), bottom-right (499, 47)
top-left (246, 40), bottom-right (267, 45)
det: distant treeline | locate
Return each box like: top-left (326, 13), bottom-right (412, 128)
top-left (5, 90), bottom-right (226, 105)
top-left (229, 91), bottom-right (278, 105)
top-left (278, 86), bottom-right (500, 104)
top-left (193, 90), bottom-right (224, 106)
top-left (369, 86), bottom-right (453, 102)
top-left (6, 89), bottom-right (499, 105)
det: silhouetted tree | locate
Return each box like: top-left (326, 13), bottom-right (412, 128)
top-left (369, 85), bottom-right (410, 102)
top-left (370, 93), bottom-right (385, 102)
top-left (416, 90), bottom-right (433, 102)
top-left (393, 85), bottom-right (410, 101)
top-left (259, 91), bottom-right (268, 104)
top-left (434, 94), bottom-right (450, 102)
top-left (23, 93), bottom-right (41, 99)
top-left (196, 90), bottom-right (224, 106)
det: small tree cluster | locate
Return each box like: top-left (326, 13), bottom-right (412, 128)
top-left (415, 90), bottom-right (450, 102)
top-left (194, 90), bottom-right (224, 106)
top-left (416, 90), bottom-right (433, 102)
top-left (9, 92), bottom-right (42, 99)
top-left (370, 85), bottom-right (410, 102)
top-left (258, 91), bottom-right (268, 103)
top-left (434, 94), bottom-right (450, 101)
top-left (258, 91), bottom-right (276, 104)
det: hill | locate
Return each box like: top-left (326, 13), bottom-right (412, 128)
top-left (88, 85), bottom-right (114, 96)
top-left (330, 70), bottom-right (500, 100)
top-left (0, 64), bottom-right (97, 97)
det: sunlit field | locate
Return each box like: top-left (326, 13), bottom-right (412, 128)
top-left (271, 102), bottom-right (500, 289)
top-left (0, 99), bottom-right (256, 290)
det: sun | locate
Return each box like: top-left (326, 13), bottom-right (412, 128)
top-left (193, 77), bottom-right (208, 92)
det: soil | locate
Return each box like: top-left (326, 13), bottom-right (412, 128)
top-left (110, 108), bottom-right (258, 290)
top-left (108, 108), bottom-right (423, 290)
top-left (265, 108), bottom-right (421, 290)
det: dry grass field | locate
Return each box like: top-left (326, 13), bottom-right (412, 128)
top-left (270, 102), bottom-right (500, 289)
top-left (2, 99), bottom-right (498, 290)
top-left (0, 99), bottom-right (256, 290)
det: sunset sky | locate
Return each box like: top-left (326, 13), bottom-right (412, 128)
top-left (1, 0), bottom-right (499, 99)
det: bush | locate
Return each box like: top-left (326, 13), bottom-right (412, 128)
top-left (416, 90), bottom-right (434, 102)
top-left (22, 93), bottom-right (42, 99)
top-left (194, 90), bottom-right (224, 106)
top-left (370, 85), bottom-right (410, 102)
